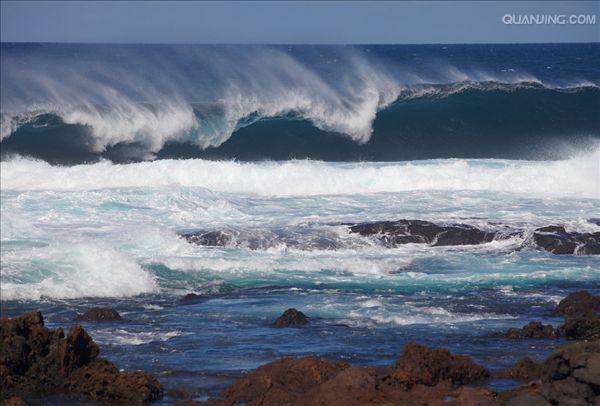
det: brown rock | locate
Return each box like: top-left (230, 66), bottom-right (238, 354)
top-left (0, 311), bottom-right (162, 402)
top-left (499, 381), bottom-right (550, 406)
top-left (553, 291), bottom-right (600, 317)
top-left (505, 322), bottom-right (556, 339)
top-left (541, 339), bottom-right (600, 406)
top-left (74, 307), bottom-right (123, 322)
top-left (220, 357), bottom-right (348, 405)
top-left (3, 397), bottom-right (28, 406)
top-left (493, 357), bottom-right (543, 380)
top-left (273, 308), bottom-right (309, 328)
top-left (558, 314), bottom-right (600, 340)
top-left (392, 342), bottom-right (489, 388)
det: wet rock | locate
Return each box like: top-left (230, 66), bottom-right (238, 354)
top-left (557, 314), bottom-right (600, 340)
top-left (588, 218), bottom-right (600, 226)
top-left (273, 308), bottom-right (309, 328)
top-left (180, 293), bottom-right (202, 302)
top-left (349, 219), bottom-right (498, 247)
top-left (392, 342), bottom-right (489, 387)
top-left (0, 311), bottom-right (162, 402)
top-left (444, 386), bottom-right (501, 405)
top-left (220, 357), bottom-right (349, 405)
top-left (553, 291), bottom-right (600, 317)
top-left (541, 339), bottom-right (600, 406)
top-left (533, 226), bottom-right (600, 255)
top-left (499, 381), bottom-right (550, 406)
top-left (74, 307), bottom-right (122, 322)
top-left (493, 357), bottom-right (543, 380)
top-left (505, 322), bottom-right (556, 339)
top-left (180, 230), bottom-right (232, 247)
top-left (3, 397), bottom-right (28, 406)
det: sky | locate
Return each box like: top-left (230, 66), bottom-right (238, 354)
top-left (1, 1), bottom-right (599, 44)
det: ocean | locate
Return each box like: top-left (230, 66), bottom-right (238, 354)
top-left (1, 43), bottom-right (599, 402)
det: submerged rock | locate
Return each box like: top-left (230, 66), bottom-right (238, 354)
top-left (532, 226), bottom-right (600, 255)
top-left (349, 219), bottom-right (498, 247)
top-left (0, 311), bottom-right (162, 402)
top-left (273, 308), bottom-right (309, 327)
top-left (506, 322), bottom-right (556, 339)
top-left (74, 307), bottom-right (122, 322)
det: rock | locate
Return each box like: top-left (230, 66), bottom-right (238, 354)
top-left (273, 308), bottom-right (309, 327)
top-left (392, 342), bottom-right (489, 387)
top-left (3, 397), bottom-right (28, 406)
top-left (505, 322), bottom-right (556, 339)
top-left (553, 291), bottom-right (600, 317)
top-left (558, 314), bottom-right (600, 340)
top-left (493, 357), bottom-right (543, 380)
top-left (220, 357), bottom-right (349, 405)
top-left (499, 381), bottom-right (550, 406)
top-left (541, 339), bottom-right (600, 406)
top-left (588, 218), bottom-right (600, 226)
top-left (74, 308), bottom-right (122, 322)
top-left (180, 293), bottom-right (202, 302)
top-left (349, 219), bottom-right (498, 247)
top-left (444, 386), bottom-right (501, 405)
top-left (0, 311), bottom-right (162, 402)
top-left (180, 230), bottom-right (232, 247)
top-left (533, 226), bottom-right (600, 255)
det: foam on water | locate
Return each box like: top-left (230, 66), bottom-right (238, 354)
top-left (2, 146), bottom-right (599, 198)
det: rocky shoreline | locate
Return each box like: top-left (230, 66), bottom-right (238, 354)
top-left (2, 291), bottom-right (599, 405)
top-left (180, 219), bottom-right (600, 255)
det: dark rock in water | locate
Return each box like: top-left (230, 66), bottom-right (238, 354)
top-left (541, 340), bottom-right (600, 406)
top-left (532, 226), bottom-right (600, 255)
top-left (493, 357), bottom-right (543, 380)
top-left (220, 357), bottom-right (349, 405)
top-left (349, 219), bottom-right (497, 247)
top-left (273, 308), bottom-right (309, 327)
top-left (180, 293), bottom-right (202, 302)
top-left (553, 290), bottom-right (600, 317)
top-left (180, 230), bottom-right (233, 247)
top-left (0, 311), bottom-right (163, 402)
top-left (557, 314), bottom-right (600, 340)
top-left (74, 307), bottom-right (122, 322)
top-left (587, 218), bottom-right (600, 226)
top-left (392, 342), bottom-right (489, 387)
top-left (505, 321), bottom-right (556, 339)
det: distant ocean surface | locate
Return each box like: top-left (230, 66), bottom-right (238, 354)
top-left (1, 43), bottom-right (599, 402)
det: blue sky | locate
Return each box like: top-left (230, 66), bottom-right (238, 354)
top-left (1, 1), bottom-right (598, 44)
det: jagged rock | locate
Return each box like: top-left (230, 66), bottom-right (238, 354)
top-left (493, 357), bottom-right (543, 380)
top-left (553, 291), bottom-right (600, 317)
top-left (220, 357), bottom-right (349, 405)
top-left (180, 230), bottom-right (232, 247)
top-left (74, 308), bottom-right (122, 322)
top-left (588, 218), bottom-right (600, 226)
top-left (558, 314), bottom-right (600, 340)
top-left (273, 308), bottom-right (309, 327)
top-left (349, 219), bottom-right (498, 247)
top-left (533, 226), bottom-right (600, 255)
top-left (392, 342), bottom-right (489, 387)
top-left (0, 311), bottom-right (162, 402)
top-left (541, 340), bottom-right (600, 406)
top-left (505, 322), bottom-right (556, 339)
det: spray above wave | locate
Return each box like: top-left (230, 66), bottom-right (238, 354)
top-left (2, 43), bottom-right (598, 162)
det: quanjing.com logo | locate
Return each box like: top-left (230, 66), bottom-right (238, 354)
top-left (502, 14), bottom-right (597, 25)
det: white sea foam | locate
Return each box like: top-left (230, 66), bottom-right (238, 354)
top-left (0, 243), bottom-right (158, 300)
top-left (2, 147), bottom-right (598, 198)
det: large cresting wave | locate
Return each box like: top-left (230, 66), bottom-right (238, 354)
top-left (1, 44), bottom-right (599, 163)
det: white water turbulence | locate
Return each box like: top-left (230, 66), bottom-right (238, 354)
top-left (2, 147), bottom-right (599, 198)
